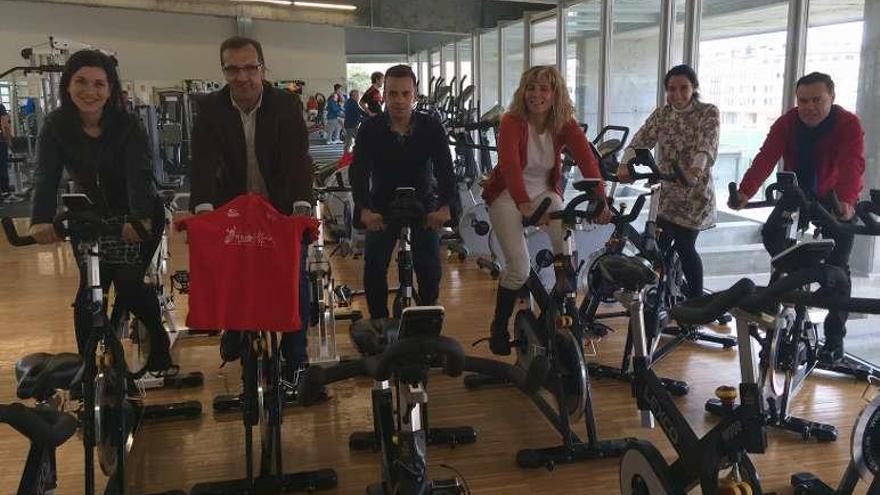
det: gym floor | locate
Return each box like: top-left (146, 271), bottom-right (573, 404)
top-left (0, 216), bottom-right (870, 494)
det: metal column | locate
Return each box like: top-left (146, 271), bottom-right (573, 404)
top-left (782, 0), bottom-right (810, 112)
top-left (598, 0), bottom-right (613, 129)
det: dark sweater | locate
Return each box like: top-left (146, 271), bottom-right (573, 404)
top-left (189, 83), bottom-right (312, 215)
top-left (349, 112), bottom-right (455, 215)
top-left (31, 107), bottom-right (157, 224)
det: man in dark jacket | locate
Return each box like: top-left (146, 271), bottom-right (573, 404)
top-left (731, 72), bottom-right (866, 363)
top-left (189, 36), bottom-right (315, 378)
top-left (350, 65), bottom-right (455, 322)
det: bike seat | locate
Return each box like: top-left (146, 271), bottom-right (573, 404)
top-left (771, 239), bottom-right (835, 273)
top-left (15, 353), bottom-right (83, 400)
top-left (595, 254), bottom-right (657, 291)
top-left (0, 403), bottom-right (78, 448)
top-left (671, 278), bottom-right (756, 325)
top-left (350, 319), bottom-right (399, 356)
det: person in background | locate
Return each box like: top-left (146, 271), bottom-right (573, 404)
top-left (325, 90), bottom-right (343, 144)
top-left (360, 71), bottom-right (384, 117)
top-left (343, 89), bottom-right (365, 152)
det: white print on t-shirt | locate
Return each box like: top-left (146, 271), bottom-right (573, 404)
top-left (227, 208), bottom-right (241, 218)
top-left (223, 226), bottom-right (276, 247)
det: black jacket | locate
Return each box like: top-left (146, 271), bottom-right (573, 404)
top-left (189, 83), bottom-right (311, 215)
top-left (31, 107), bottom-right (157, 224)
top-left (350, 112), bottom-right (455, 216)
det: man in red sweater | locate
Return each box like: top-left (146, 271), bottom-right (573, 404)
top-left (730, 72), bottom-right (866, 363)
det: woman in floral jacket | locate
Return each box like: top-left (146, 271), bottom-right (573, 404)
top-left (616, 64), bottom-right (720, 300)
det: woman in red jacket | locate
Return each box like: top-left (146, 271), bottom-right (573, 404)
top-left (482, 65), bottom-right (611, 356)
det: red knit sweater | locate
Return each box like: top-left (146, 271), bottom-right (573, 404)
top-left (739, 105), bottom-right (865, 205)
top-left (482, 113), bottom-right (606, 204)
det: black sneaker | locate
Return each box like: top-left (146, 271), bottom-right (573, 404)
top-left (220, 331), bottom-right (243, 362)
top-left (145, 351), bottom-right (179, 377)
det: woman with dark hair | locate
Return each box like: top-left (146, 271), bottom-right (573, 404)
top-left (616, 63), bottom-right (720, 300)
top-left (28, 49), bottom-right (173, 372)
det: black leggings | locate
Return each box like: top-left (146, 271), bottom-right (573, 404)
top-left (72, 225), bottom-right (168, 358)
top-left (656, 218), bottom-right (703, 299)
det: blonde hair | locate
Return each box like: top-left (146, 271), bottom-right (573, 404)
top-left (507, 65), bottom-right (575, 135)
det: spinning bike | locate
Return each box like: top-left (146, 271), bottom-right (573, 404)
top-left (584, 146), bottom-right (736, 397)
top-left (349, 187), bottom-right (477, 451)
top-left (300, 306), bottom-right (470, 494)
top-left (607, 261), bottom-right (769, 495)
top-left (707, 174), bottom-right (880, 442)
top-left (464, 181), bottom-right (635, 469)
top-left (1, 397), bottom-right (78, 494)
top-left (182, 197), bottom-right (337, 495)
top-left (3, 195), bottom-right (201, 495)
top-left (791, 388), bottom-right (880, 493)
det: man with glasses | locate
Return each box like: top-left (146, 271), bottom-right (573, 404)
top-left (189, 36), bottom-right (316, 389)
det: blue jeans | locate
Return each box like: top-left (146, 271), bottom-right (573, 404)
top-left (364, 225), bottom-right (441, 319)
top-left (0, 141), bottom-right (9, 193)
top-left (280, 243), bottom-right (310, 366)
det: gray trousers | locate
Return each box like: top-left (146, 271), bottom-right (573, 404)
top-left (488, 190), bottom-right (565, 290)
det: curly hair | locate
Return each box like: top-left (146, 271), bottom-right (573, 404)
top-left (506, 65), bottom-right (574, 135)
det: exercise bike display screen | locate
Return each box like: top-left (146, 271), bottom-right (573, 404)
top-left (398, 306), bottom-right (444, 339)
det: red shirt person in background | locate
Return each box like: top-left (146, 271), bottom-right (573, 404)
top-left (360, 71), bottom-right (384, 117)
top-left (730, 71), bottom-right (866, 363)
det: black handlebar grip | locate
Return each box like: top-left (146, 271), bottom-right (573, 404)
top-left (2, 217), bottom-right (37, 247)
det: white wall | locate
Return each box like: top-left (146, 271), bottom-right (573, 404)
top-left (0, 0), bottom-right (345, 99)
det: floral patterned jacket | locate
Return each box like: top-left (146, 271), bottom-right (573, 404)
top-left (626, 100), bottom-right (720, 230)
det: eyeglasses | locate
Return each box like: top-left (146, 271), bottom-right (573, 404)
top-left (222, 63), bottom-right (263, 76)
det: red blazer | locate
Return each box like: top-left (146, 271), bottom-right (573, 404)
top-left (740, 105), bottom-right (865, 205)
top-left (482, 113), bottom-right (606, 205)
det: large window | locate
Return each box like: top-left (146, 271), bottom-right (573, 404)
top-left (418, 51), bottom-right (429, 96)
top-left (531, 15), bottom-right (557, 67)
top-left (566, 1), bottom-right (602, 133)
top-left (430, 49), bottom-right (441, 82)
top-left (480, 29), bottom-right (500, 114)
top-left (458, 38), bottom-right (474, 90)
top-left (610, 0), bottom-right (661, 134)
top-left (673, 0), bottom-right (686, 66)
top-left (501, 22), bottom-right (525, 108)
top-left (443, 43), bottom-right (456, 82)
top-left (700, 1), bottom-right (789, 213)
top-left (805, 0), bottom-right (864, 112)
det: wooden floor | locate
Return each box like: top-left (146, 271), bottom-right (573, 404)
top-left (0, 216), bottom-right (874, 494)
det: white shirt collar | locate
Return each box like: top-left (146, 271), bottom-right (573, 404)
top-left (230, 90), bottom-right (264, 117)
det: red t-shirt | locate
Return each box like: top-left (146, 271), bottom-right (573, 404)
top-left (362, 86), bottom-right (383, 115)
top-left (176, 194), bottom-right (319, 332)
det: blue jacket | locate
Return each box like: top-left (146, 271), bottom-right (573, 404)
top-left (343, 98), bottom-right (365, 128)
top-left (326, 98), bottom-right (342, 119)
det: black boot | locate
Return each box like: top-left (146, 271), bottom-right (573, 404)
top-left (819, 335), bottom-right (845, 364)
top-left (489, 286), bottom-right (520, 356)
top-left (146, 327), bottom-right (175, 373)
